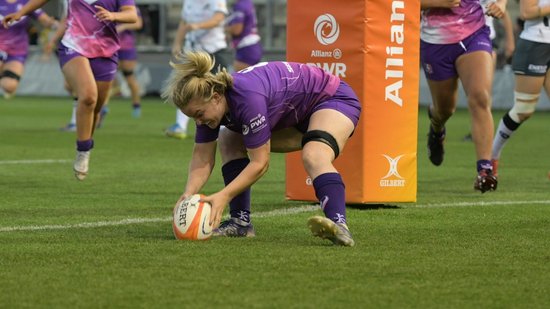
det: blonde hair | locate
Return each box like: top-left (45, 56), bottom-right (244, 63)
top-left (161, 51), bottom-right (233, 109)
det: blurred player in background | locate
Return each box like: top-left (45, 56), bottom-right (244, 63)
top-left (420, 0), bottom-right (506, 193)
top-left (162, 51), bottom-right (361, 247)
top-left (94, 6), bottom-right (143, 128)
top-left (41, 0), bottom-right (80, 132)
top-left (3, 0), bottom-right (137, 180)
top-left (491, 0), bottom-right (550, 177)
top-left (113, 6), bottom-right (143, 118)
top-left (164, 0), bottom-right (229, 140)
top-left (56, 5), bottom-right (143, 130)
top-left (0, 0), bottom-right (58, 99)
top-left (225, 0), bottom-right (262, 72)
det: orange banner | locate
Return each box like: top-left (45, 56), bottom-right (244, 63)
top-left (285, 0), bottom-right (419, 203)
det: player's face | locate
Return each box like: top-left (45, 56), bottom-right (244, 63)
top-left (182, 93), bottom-right (225, 129)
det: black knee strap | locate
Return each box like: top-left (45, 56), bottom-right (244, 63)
top-left (1, 70), bottom-right (20, 81)
top-left (301, 130), bottom-right (340, 158)
top-left (122, 70), bottom-right (134, 77)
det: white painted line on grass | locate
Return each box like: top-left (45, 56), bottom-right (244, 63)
top-left (2, 200), bottom-right (549, 233)
top-left (0, 205), bottom-right (320, 233)
top-left (0, 159), bottom-right (71, 165)
top-left (414, 200), bottom-right (550, 208)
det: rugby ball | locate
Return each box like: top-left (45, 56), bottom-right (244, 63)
top-left (173, 194), bottom-right (213, 240)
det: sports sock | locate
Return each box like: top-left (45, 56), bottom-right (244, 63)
top-left (313, 172), bottom-right (347, 224)
top-left (477, 159), bottom-right (493, 173)
top-left (70, 98), bottom-right (77, 125)
top-left (222, 158), bottom-right (251, 225)
top-left (76, 139), bottom-right (94, 152)
top-left (492, 112), bottom-right (521, 159)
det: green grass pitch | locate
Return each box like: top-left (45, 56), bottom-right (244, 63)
top-left (1, 96), bottom-right (549, 308)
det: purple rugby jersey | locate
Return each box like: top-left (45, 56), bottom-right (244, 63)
top-left (226, 0), bottom-right (259, 49)
top-left (61, 0), bottom-right (135, 59)
top-left (421, 0), bottom-right (486, 44)
top-left (195, 62), bottom-right (341, 149)
top-left (0, 0), bottom-right (44, 56)
top-left (118, 6), bottom-right (140, 50)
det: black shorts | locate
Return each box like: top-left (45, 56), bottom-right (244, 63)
top-left (512, 38), bottom-right (550, 76)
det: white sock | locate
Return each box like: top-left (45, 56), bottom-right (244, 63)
top-left (176, 109), bottom-right (189, 131)
top-left (70, 99), bottom-right (77, 125)
top-left (492, 117), bottom-right (516, 159)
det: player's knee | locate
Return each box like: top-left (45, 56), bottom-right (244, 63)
top-left (1, 70), bottom-right (21, 81)
top-left (301, 130), bottom-right (340, 159)
top-left (301, 148), bottom-right (332, 173)
top-left (510, 91), bottom-right (539, 122)
top-left (0, 71), bottom-right (20, 93)
top-left (78, 92), bottom-right (98, 108)
top-left (467, 89), bottom-right (491, 110)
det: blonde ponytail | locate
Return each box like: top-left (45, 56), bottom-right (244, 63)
top-left (161, 51), bottom-right (233, 110)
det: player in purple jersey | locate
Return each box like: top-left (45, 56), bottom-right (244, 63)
top-left (0, 0), bottom-right (58, 99)
top-left (114, 7), bottom-right (142, 118)
top-left (94, 6), bottom-right (143, 127)
top-left (420, 0), bottom-right (506, 193)
top-left (4, 0), bottom-right (138, 181)
top-left (162, 51), bottom-right (361, 247)
top-left (226, 0), bottom-right (262, 71)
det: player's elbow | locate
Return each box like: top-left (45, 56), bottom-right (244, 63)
top-left (257, 160), bottom-right (270, 178)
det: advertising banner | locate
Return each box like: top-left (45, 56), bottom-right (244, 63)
top-left (285, 0), bottom-right (419, 202)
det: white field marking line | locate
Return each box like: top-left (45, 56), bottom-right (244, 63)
top-left (2, 200), bottom-right (549, 233)
top-left (413, 200), bottom-right (550, 208)
top-left (0, 205), bottom-right (320, 233)
top-left (0, 159), bottom-right (71, 165)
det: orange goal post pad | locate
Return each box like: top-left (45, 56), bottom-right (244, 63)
top-left (285, 0), bottom-right (420, 203)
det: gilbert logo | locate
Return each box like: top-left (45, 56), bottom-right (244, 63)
top-left (380, 154), bottom-right (405, 187)
top-left (314, 14), bottom-right (340, 45)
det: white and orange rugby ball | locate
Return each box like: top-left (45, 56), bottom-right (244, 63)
top-left (173, 194), bottom-right (213, 240)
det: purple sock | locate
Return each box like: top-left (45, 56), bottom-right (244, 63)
top-left (477, 159), bottom-right (493, 172)
top-left (222, 158), bottom-right (251, 224)
top-left (313, 172), bottom-right (347, 224)
top-left (76, 139), bottom-right (94, 152)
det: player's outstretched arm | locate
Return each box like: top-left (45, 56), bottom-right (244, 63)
top-left (421, 0), bottom-right (460, 10)
top-left (2, 0), bottom-right (50, 28)
top-left (94, 5), bottom-right (137, 24)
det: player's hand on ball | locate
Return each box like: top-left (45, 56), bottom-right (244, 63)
top-left (173, 194), bottom-right (213, 240)
top-left (201, 192), bottom-right (229, 228)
